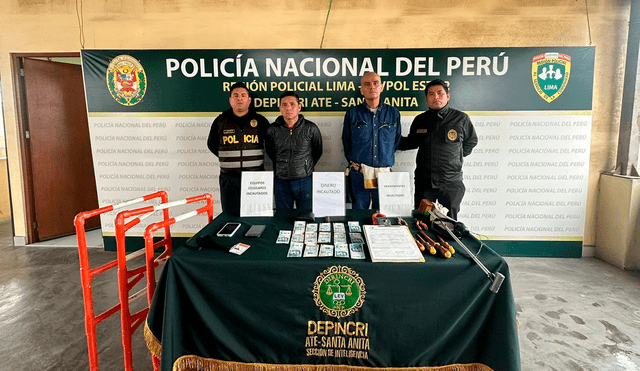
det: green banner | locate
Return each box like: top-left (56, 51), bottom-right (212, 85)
top-left (82, 48), bottom-right (594, 113)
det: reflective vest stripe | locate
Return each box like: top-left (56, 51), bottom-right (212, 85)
top-left (242, 160), bottom-right (264, 168)
top-left (219, 149), bottom-right (264, 158)
top-left (219, 150), bottom-right (242, 157)
top-left (220, 161), bottom-right (241, 168)
top-left (219, 159), bottom-right (264, 169)
top-left (242, 149), bottom-right (264, 157)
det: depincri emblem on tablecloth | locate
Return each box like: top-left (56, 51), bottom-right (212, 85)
top-left (307, 266), bottom-right (370, 360)
top-left (312, 265), bottom-right (365, 319)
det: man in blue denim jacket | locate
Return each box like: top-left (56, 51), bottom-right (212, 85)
top-left (342, 72), bottom-right (402, 209)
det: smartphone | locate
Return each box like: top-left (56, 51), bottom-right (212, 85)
top-left (216, 222), bottom-right (242, 237)
top-left (244, 224), bottom-right (266, 238)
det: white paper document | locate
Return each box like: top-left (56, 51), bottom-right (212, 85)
top-left (362, 225), bottom-right (424, 262)
top-left (377, 172), bottom-right (413, 217)
top-left (240, 171), bottom-right (274, 217)
top-left (312, 172), bottom-right (346, 217)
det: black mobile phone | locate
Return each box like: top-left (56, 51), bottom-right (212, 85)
top-left (216, 222), bottom-right (242, 237)
top-left (244, 224), bottom-right (266, 237)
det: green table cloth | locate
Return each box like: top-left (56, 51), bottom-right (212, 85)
top-left (145, 210), bottom-right (520, 371)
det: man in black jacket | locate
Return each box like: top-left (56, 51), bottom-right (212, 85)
top-left (266, 91), bottom-right (323, 209)
top-left (399, 79), bottom-right (478, 220)
top-left (207, 82), bottom-right (269, 216)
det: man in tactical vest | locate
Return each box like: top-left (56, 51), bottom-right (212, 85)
top-left (207, 82), bottom-right (269, 216)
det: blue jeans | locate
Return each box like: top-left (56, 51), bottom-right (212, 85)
top-left (348, 168), bottom-right (379, 210)
top-left (274, 176), bottom-right (313, 209)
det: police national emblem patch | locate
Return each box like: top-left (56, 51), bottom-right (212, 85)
top-left (532, 52), bottom-right (571, 103)
top-left (106, 55), bottom-right (147, 106)
top-left (313, 266), bottom-right (365, 319)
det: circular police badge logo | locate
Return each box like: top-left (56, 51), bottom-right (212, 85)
top-left (313, 266), bottom-right (365, 319)
top-left (447, 129), bottom-right (458, 141)
top-left (250, 119), bottom-right (258, 127)
top-left (106, 55), bottom-right (147, 106)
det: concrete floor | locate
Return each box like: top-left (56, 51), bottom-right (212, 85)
top-left (510, 256), bottom-right (640, 370)
top-left (1, 219), bottom-right (640, 371)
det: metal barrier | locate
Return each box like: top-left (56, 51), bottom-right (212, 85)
top-left (74, 191), bottom-right (169, 371)
top-left (141, 194), bottom-right (214, 306)
top-left (114, 193), bottom-right (214, 371)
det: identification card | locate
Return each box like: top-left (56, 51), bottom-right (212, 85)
top-left (229, 243), bottom-right (250, 255)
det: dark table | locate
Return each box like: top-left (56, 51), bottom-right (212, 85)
top-left (145, 209), bottom-right (520, 371)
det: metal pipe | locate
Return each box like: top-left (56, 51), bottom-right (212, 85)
top-left (434, 218), bottom-right (505, 293)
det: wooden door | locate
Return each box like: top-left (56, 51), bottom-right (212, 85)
top-left (22, 58), bottom-right (99, 241)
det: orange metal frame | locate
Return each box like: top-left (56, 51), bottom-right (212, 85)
top-left (75, 191), bottom-right (214, 371)
top-left (114, 193), bottom-right (214, 371)
top-left (74, 191), bottom-right (169, 371)
top-left (141, 193), bottom-right (214, 306)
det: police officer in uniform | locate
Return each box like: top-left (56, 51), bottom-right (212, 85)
top-left (207, 82), bottom-right (269, 216)
top-left (399, 79), bottom-right (478, 220)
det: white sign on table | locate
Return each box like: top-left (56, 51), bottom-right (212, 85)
top-left (240, 171), bottom-right (274, 217)
top-left (378, 172), bottom-right (413, 216)
top-left (312, 172), bottom-right (345, 217)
